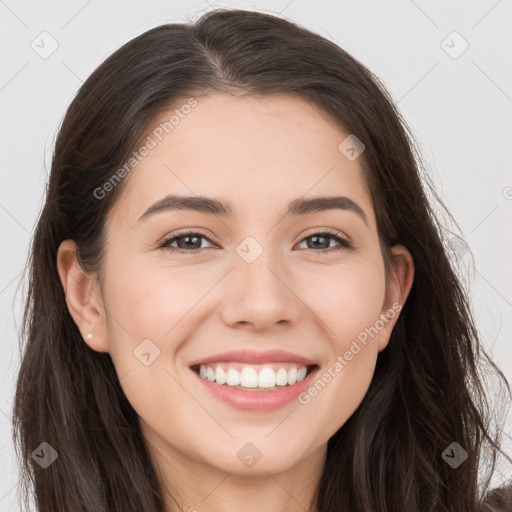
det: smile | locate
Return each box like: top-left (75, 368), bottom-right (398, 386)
top-left (189, 362), bottom-right (320, 412)
top-left (191, 362), bottom-right (313, 390)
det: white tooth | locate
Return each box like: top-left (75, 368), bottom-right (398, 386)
top-left (296, 367), bottom-right (307, 382)
top-left (258, 367), bottom-right (276, 388)
top-left (287, 367), bottom-right (298, 385)
top-left (240, 367), bottom-right (258, 388)
top-left (275, 368), bottom-right (288, 386)
top-left (226, 368), bottom-right (241, 386)
top-left (206, 366), bottom-right (216, 381)
top-left (198, 363), bottom-right (308, 388)
top-left (215, 366), bottom-right (227, 385)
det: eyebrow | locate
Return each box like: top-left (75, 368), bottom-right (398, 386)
top-left (136, 194), bottom-right (369, 227)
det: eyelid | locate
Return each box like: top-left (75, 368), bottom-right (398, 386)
top-left (157, 228), bottom-right (219, 248)
top-left (301, 227), bottom-right (352, 244)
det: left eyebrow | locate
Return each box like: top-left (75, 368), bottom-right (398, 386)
top-left (136, 194), bottom-right (369, 227)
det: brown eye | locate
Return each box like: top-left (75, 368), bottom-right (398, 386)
top-left (297, 230), bottom-right (353, 253)
top-left (159, 229), bottom-right (353, 254)
top-left (159, 231), bottom-right (215, 252)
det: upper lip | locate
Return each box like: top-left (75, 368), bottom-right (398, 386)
top-left (189, 349), bottom-right (318, 367)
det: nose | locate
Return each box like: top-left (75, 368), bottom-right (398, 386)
top-left (219, 247), bottom-right (303, 331)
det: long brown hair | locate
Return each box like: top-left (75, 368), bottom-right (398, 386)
top-left (13, 8), bottom-right (511, 511)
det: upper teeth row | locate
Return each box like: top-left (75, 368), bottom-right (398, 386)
top-left (198, 364), bottom-right (308, 388)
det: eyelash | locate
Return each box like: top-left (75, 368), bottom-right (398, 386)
top-left (158, 228), bottom-right (353, 254)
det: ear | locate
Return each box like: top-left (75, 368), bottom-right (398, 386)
top-left (377, 244), bottom-right (415, 352)
top-left (56, 239), bottom-right (109, 353)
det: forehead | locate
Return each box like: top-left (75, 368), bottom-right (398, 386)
top-left (109, 93), bottom-right (375, 229)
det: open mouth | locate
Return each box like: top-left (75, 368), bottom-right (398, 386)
top-left (190, 363), bottom-right (319, 391)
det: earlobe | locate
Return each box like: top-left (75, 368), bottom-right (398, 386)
top-left (56, 239), bottom-right (110, 353)
top-left (377, 244), bottom-right (415, 352)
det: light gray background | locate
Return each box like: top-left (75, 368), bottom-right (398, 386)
top-left (1, 0), bottom-right (511, 509)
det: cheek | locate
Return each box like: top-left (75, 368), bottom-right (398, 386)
top-left (100, 256), bottom-right (226, 409)
top-left (99, 260), bottom-right (197, 422)
top-left (303, 257), bottom-right (387, 343)
top-left (297, 267), bottom-right (385, 436)
top-left (104, 256), bottom-right (213, 342)
top-left (298, 259), bottom-right (386, 430)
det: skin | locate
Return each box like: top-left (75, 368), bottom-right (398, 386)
top-left (57, 93), bottom-right (414, 512)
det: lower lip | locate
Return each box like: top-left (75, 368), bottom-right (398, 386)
top-left (190, 366), bottom-right (319, 412)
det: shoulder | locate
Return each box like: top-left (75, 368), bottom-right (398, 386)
top-left (481, 484), bottom-right (512, 511)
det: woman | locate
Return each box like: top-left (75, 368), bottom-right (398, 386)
top-left (13, 8), bottom-right (511, 512)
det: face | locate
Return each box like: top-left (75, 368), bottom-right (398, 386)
top-left (59, 93), bottom-right (413, 479)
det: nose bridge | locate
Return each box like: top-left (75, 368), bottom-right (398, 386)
top-left (220, 234), bottom-right (301, 329)
top-left (236, 235), bottom-right (288, 298)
